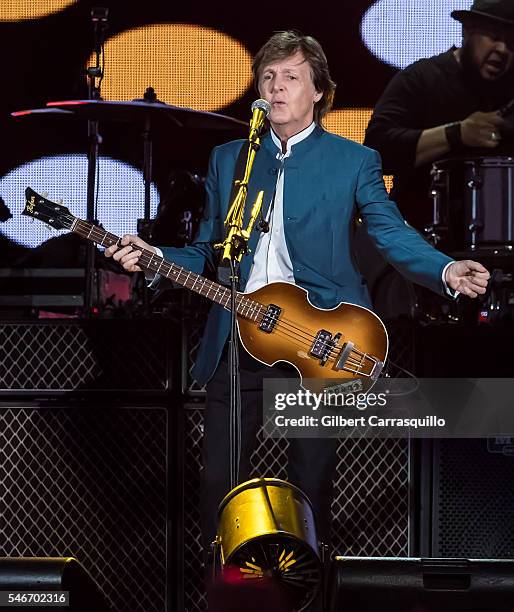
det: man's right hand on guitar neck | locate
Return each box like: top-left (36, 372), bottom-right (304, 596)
top-left (104, 234), bottom-right (156, 273)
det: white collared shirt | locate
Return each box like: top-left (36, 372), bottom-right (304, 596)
top-left (244, 122), bottom-right (316, 292)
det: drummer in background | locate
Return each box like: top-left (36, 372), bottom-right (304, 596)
top-left (364, 0), bottom-right (514, 233)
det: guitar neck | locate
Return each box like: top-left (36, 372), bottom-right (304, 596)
top-left (71, 217), bottom-right (263, 318)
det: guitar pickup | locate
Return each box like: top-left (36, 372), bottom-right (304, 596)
top-left (310, 330), bottom-right (340, 365)
top-left (259, 304), bottom-right (281, 333)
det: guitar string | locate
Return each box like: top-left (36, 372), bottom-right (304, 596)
top-left (74, 219), bottom-right (376, 371)
top-left (75, 220), bottom-right (372, 370)
top-left (142, 243), bottom-right (372, 370)
top-left (74, 219), bottom-right (348, 350)
top-left (230, 323), bottom-right (367, 370)
top-left (52, 211), bottom-right (369, 372)
top-left (75, 221), bottom-right (373, 371)
top-left (75, 220), bottom-right (321, 343)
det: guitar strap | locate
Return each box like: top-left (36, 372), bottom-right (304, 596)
top-left (216, 140), bottom-right (250, 288)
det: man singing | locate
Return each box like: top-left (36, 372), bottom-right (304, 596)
top-left (105, 30), bottom-right (489, 565)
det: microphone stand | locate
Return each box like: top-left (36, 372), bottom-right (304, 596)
top-left (84, 7), bottom-right (108, 313)
top-left (216, 130), bottom-right (266, 490)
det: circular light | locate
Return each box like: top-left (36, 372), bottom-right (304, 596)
top-left (95, 24), bottom-right (253, 111)
top-left (0, 0), bottom-right (77, 21)
top-left (324, 108), bottom-right (373, 144)
top-left (0, 154), bottom-right (159, 248)
top-left (360, 0), bottom-right (469, 69)
top-left (324, 108), bottom-right (393, 191)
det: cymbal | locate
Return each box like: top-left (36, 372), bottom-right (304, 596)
top-left (42, 99), bottom-right (247, 132)
top-left (11, 108), bottom-right (75, 118)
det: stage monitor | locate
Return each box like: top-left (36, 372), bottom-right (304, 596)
top-left (328, 557), bottom-right (514, 612)
top-left (0, 558), bottom-right (110, 611)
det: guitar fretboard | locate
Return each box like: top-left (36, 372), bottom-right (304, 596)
top-left (72, 218), bottom-right (265, 320)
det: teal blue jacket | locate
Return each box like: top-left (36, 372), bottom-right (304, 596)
top-left (161, 126), bottom-right (452, 385)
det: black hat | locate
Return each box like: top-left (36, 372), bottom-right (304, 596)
top-left (452, 0), bottom-right (514, 27)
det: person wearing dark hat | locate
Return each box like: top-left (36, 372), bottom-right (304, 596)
top-left (364, 0), bottom-right (514, 233)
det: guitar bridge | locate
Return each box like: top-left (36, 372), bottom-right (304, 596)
top-left (259, 304), bottom-right (281, 333)
top-left (335, 342), bottom-right (384, 379)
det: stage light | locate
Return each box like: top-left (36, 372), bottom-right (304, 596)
top-left (0, 154), bottom-right (159, 248)
top-left (93, 24), bottom-right (253, 112)
top-left (215, 479), bottom-right (322, 612)
top-left (0, 0), bottom-right (76, 22)
top-left (360, 0), bottom-right (470, 69)
top-left (325, 109), bottom-right (393, 191)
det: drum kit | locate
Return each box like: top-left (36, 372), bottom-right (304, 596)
top-left (427, 156), bottom-right (514, 254)
top-left (11, 92), bottom-right (247, 309)
top-left (426, 155), bottom-right (514, 325)
top-left (12, 94), bottom-right (246, 221)
top-left (372, 154), bottom-right (514, 327)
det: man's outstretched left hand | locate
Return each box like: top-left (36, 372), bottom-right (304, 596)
top-left (445, 260), bottom-right (490, 298)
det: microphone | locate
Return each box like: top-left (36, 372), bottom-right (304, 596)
top-left (249, 99), bottom-right (271, 142)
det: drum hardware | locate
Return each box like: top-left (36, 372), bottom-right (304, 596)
top-left (214, 478), bottom-right (323, 612)
top-left (425, 166), bottom-right (448, 245)
top-left (509, 164), bottom-right (513, 243)
top-left (477, 268), bottom-right (513, 325)
top-left (12, 99), bottom-right (246, 314)
top-left (430, 157), bottom-right (514, 253)
top-left (13, 99), bottom-right (246, 234)
top-left (467, 162), bottom-right (483, 250)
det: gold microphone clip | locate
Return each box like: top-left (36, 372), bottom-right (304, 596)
top-left (249, 99), bottom-right (271, 143)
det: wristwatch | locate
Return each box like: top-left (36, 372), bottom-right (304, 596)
top-left (445, 121), bottom-right (463, 150)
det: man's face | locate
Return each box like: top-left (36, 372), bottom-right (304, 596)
top-left (463, 21), bottom-right (514, 81)
top-left (257, 51), bottom-right (322, 137)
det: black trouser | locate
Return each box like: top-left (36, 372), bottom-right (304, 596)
top-left (200, 343), bottom-right (338, 557)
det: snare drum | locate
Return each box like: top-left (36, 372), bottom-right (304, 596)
top-left (430, 156), bottom-right (514, 252)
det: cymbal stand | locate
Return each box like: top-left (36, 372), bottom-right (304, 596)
top-left (137, 87), bottom-right (158, 241)
top-left (84, 7), bottom-right (108, 312)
